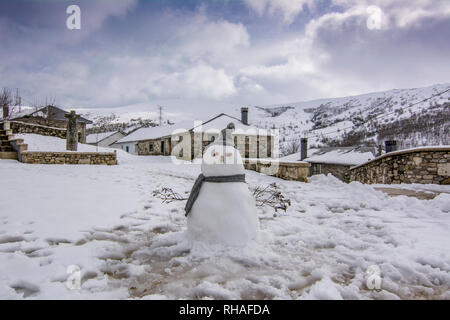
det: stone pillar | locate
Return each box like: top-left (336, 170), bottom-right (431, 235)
top-left (2, 105), bottom-right (9, 119)
top-left (80, 124), bottom-right (86, 143)
top-left (301, 138), bottom-right (308, 160)
top-left (221, 122), bottom-right (235, 146)
top-left (65, 110), bottom-right (80, 151)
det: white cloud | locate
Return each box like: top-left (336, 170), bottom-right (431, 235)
top-left (331, 0), bottom-right (450, 29)
top-left (245, 0), bottom-right (450, 28)
top-left (79, 0), bottom-right (138, 30)
top-left (9, 12), bottom-right (246, 107)
top-left (2, 0), bottom-right (450, 115)
top-left (245, 0), bottom-right (316, 24)
top-left (172, 15), bottom-right (250, 59)
top-left (157, 64), bottom-right (236, 100)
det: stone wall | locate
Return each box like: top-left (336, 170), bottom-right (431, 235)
top-left (9, 121), bottom-right (85, 142)
top-left (309, 163), bottom-right (351, 181)
top-left (244, 160), bottom-right (310, 182)
top-left (350, 147), bottom-right (450, 184)
top-left (20, 151), bottom-right (117, 165)
top-left (137, 137), bottom-right (171, 156)
top-left (14, 116), bottom-right (67, 129)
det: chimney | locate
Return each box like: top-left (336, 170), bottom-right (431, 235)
top-left (301, 138), bottom-right (308, 160)
top-left (385, 140), bottom-right (397, 153)
top-left (2, 105), bottom-right (9, 120)
top-left (241, 107), bottom-right (248, 125)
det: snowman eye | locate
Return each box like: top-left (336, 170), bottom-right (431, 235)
top-left (212, 152), bottom-right (218, 157)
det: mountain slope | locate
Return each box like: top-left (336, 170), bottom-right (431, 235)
top-left (244, 83), bottom-right (450, 155)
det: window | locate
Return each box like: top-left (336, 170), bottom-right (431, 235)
top-left (149, 143), bottom-right (154, 152)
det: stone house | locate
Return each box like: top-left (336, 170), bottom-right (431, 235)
top-left (114, 110), bottom-right (276, 160)
top-left (113, 123), bottom-right (188, 155)
top-left (1, 105), bottom-right (92, 143)
top-left (86, 131), bottom-right (126, 148)
top-left (281, 146), bottom-right (376, 181)
top-left (305, 147), bottom-right (376, 181)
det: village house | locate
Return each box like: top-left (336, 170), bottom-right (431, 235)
top-left (86, 130), bottom-right (126, 148)
top-left (112, 123), bottom-right (190, 155)
top-left (281, 143), bottom-right (376, 181)
top-left (114, 108), bottom-right (276, 160)
top-left (304, 147), bottom-right (376, 181)
top-left (1, 105), bottom-right (92, 143)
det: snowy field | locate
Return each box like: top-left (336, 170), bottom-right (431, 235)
top-left (0, 151), bottom-right (450, 299)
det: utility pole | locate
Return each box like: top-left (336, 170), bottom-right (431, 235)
top-left (158, 105), bottom-right (163, 126)
top-left (15, 88), bottom-right (21, 112)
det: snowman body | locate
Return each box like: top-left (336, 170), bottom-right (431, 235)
top-left (187, 144), bottom-right (259, 246)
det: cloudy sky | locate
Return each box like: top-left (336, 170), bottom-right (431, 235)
top-left (1, 0), bottom-right (449, 119)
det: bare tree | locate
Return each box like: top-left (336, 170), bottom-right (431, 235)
top-left (152, 183), bottom-right (291, 214)
top-left (0, 87), bottom-right (13, 119)
top-left (152, 188), bottom-right (187, 204)
top-left (282, 139), bottom-right (300, 156)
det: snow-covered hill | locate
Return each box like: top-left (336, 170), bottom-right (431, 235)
top-left (244, 83), bottom-right (450, 154)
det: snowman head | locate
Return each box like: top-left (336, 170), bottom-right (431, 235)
top-left (201, 144), bottom-right (245, 177)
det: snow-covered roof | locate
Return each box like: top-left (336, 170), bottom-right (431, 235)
top-left (116, 121), bottom-right (195, 143)
top-left (304, 147), bottom-right (376, 166)
top-left (1, 106), bottom-right (35, 119)
top-left (116, 113), bottom-right (270, 144)
top-left (280, 147), bottom-right (375, 166)
top-left (279, 149), bottom-right (319, 163)
top-left (86, 131), bottom-right (120, 144)
top-left (198, 114), bottom-right (264, 135)
top-left (1, 105), bottom-right (92, 124)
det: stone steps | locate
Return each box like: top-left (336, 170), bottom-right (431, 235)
top-left (0, 151), bottom-right (18, 160)
top-left (0, 122), bottom-right (19, 159)
top-left (0, 146), bottom-right (13, 151)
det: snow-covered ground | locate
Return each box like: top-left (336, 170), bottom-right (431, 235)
top-left (1, 149), bottom-right (449, 299)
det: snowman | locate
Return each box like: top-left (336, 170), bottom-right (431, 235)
top-left (185, 123), bottom-right (259, 246)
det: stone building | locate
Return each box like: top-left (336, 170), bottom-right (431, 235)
top-left (305, 147), bottom-right (376, 181)
top-left (86, 131), bottom-right (126, 148)
top-left (114, 111), bottom-right (276, 160)
top-left (1, 105), bottom-right (92, 143)
top-left (281, 146), bottom-right (376, 181)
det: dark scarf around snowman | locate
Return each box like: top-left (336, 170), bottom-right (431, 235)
top-left (184, 123), bottom-right (247, 217)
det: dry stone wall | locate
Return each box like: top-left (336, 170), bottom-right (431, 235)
top-left (244, 160), bottom-right (310, 182)
top-left (350, 147), bottom-right (450, 185)
top-left (10, 121), bottom-right (84, 142)
top-left (20, 151), bottom-right (117, 165)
